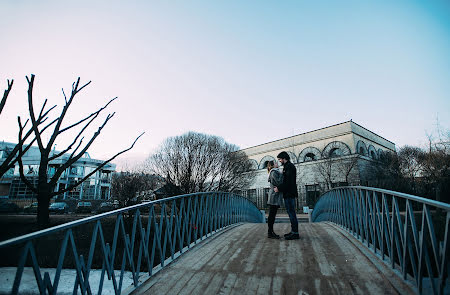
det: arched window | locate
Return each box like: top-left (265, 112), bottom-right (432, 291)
top-left (368, 145), bottom-right (378, 160)
top-left (298, 147), bottom-right (321, 163)
top-left (322, 141), bottom-right (351, 159)
top-left (356, 140), bottom-right (368, 156)
top-left (304, 153), bottom-right (316, 162)
top-left (329, 148), bottom-right (343, 158)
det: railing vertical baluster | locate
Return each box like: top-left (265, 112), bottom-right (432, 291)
top-left (346, 189), bottom-right (354, 234)
top-left (402, 199), bottom-right (410, 279)
top-left (438, 211), bottom-right (449, 295)
top-left (391, 195), bottom-right (396, 269)
top-left (358, 189), bottom-right (364, 242)
top-left (382, 194), bottom-right (392, 264)
top-left (381, 193), bottom-right (385, 261)
top-left (374, 191), bottom-right (383, 254)
top-left (339, 188), bottom-right (345, 228)
top-left (365, 189), bottom-right (370, 248)
top-left (393, 197), bottom-right (405, 272)
top-left (367, 190), bottom-right (375, 250)
top-left (353, 188), bottom-right (359, 239)
top-left (406, 200), bottom-right (419, 286)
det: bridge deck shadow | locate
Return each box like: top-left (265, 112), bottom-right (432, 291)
top-left (133, 222), bottom-right (415, 295)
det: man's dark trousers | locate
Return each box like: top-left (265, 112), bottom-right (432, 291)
top-left (284, 198), bottom-right (298, 233)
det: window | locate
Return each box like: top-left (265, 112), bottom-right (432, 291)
top-left (304, 153), bottom-right (316, 162)
top-left (359, 147), bottom-right (365, 155)
top-left (329, 148), bottom-right (342, 158)
top-left (305, 184), bottom-right (321, 208)
top-left (70, 166), bottom-right (84, 176)
top-left (101, 187), bottom-right (109, 199)
top-left (9, 177), bottom-right (38, 198)
top-left (247, 189), bottom-right (257, 204)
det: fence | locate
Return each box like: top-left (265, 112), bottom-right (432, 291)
top-left (0, 192), bottom-right (264, 294)
top-left (311, 186), bottom-right (450, 295)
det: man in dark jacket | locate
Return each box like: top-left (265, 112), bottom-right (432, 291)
top-left (274, 151), bottom-right (299, 240)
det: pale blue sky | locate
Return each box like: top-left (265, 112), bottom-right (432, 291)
top-left (1, 1), bottom-right (449, 168)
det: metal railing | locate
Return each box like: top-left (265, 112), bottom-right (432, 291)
top-left (0, 192), bottom-right (264, 294)
top-left (311, 186), bottom-right (450, 295)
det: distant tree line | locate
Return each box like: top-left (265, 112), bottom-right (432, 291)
top-left (372, 131), bottom-right (449, 204)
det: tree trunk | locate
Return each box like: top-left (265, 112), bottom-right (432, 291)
top-left (37, 158), bottom-right (51, 228)
top-left (37, 191), bottom-right (50, 228)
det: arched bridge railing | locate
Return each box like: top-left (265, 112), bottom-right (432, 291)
top-left (311, 186), bottom-right (449, 295)
top-left (0, 192), bottom-right (263, 295)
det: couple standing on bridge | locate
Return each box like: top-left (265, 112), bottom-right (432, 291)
top-left (266, 151), bottom-right (300, 240)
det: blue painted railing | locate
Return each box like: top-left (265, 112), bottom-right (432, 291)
top-left (0, 192), bottom-right (263, 294)
top-left (311, 186), bottom-right (450, 295)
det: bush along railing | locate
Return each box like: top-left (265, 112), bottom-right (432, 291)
top-left (311, 186), bottom-right (449, 295)
top-left (0, 192), bottom-right (264, 294)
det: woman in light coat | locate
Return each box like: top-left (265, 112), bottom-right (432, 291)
top-left (267, 160), bottom-right (283, 239)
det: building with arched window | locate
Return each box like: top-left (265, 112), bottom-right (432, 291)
top-left (239, 121), bottom-right (395, 209)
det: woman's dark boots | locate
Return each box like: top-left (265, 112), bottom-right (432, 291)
top-left (268, 229), bottom-right (280, 239)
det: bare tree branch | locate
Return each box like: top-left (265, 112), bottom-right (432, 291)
top-left (47, 77), bottom-right (91, 151)
top-left (49, 112), bottom-right (116, 184)
top-left (51, 132), bottom-right (144, 195)
top-left (17, 117), bottom-right (38, 194)
top-left (49, 98), bottom-right (116, 161)
top-left (26, 74), bottom-right (45, 151)
top-left (59, 97), bottom-right (117, 134)
top-left (0, 79), bottom-right (13, 115)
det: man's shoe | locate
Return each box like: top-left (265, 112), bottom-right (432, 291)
top-left (284, 232), bottom-right (292, 238)
top-left (285, 233), bottom-right (300, 240)
top-left (268, 231), bottom-right (280, 239)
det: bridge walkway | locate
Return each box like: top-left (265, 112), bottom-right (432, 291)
top-left (132, 222), bottom-right (415, 295)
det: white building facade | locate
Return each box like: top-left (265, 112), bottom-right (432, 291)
top-left (0, 142), bottom-right (115, 200)
top-left (239, 121), bottom-right (396, 209)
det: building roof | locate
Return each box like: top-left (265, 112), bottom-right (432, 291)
top-left (240, 121), bottom-right (395, 155)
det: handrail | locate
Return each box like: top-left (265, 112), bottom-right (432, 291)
top-left (0, 192), bottom-right (264, 294)
top-left (311, 186), bottom-right (449, 295)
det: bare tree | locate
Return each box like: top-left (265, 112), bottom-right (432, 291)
top-left (421, 124), bottom-right (450, 202)
top-left (372, 151), bottom-right (403, 190)
top-left (397, 146), bottom-right (424, 193)
top-left (314, 156), bottom-right (334, 190)
top-left (16, 75), bottom-right (143, 227)
top-left (335, 154), bottom-right (360, 184)
top-left (146, 132), bottom-right (254, 195)
top-left (111, 170), bottom-right (161, 208)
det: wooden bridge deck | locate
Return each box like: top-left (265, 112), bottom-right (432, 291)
top-left (132, 222), bottom-right (414, 295)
